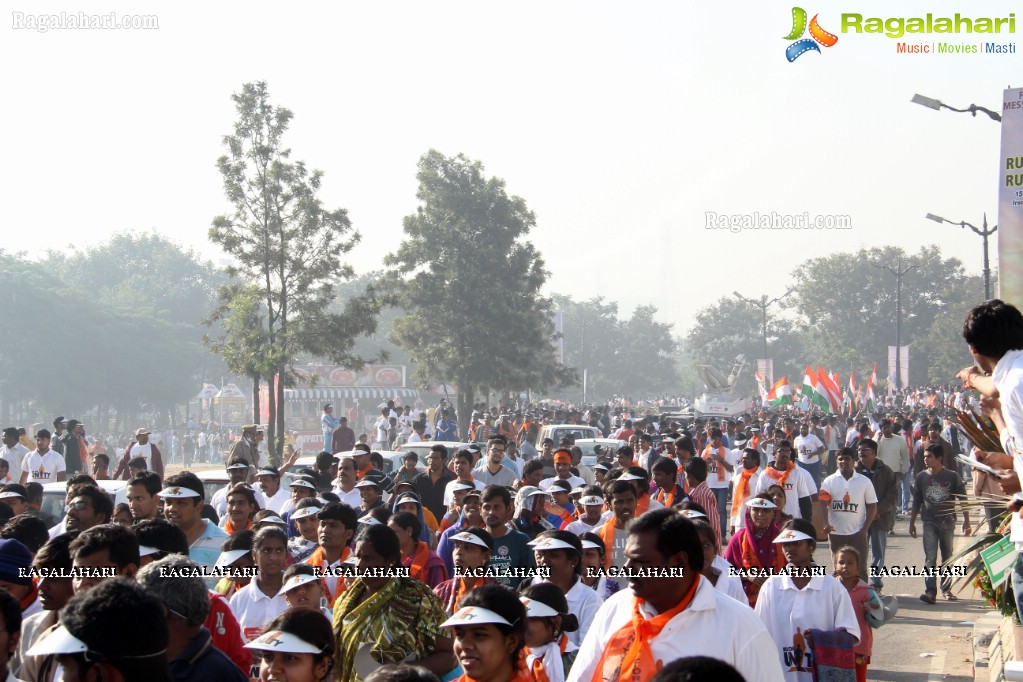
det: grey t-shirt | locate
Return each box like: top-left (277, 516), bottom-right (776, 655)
top-left (912, 468), bottom-right (966, 527)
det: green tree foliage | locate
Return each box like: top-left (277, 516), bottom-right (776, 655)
top-left (0, 249), bottom-right (211, 426)
top-left (685, 295), bottom-right (805, 395)
top-left (789, 245), bottom-right (969, 383)
top-left (555, 295), bottom-right (679, 399)
top-left (209, 81), bottom-right (378, 457)
top-left (386, 150), bottom-right (575, 435)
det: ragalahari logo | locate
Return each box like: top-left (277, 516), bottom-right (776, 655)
top-left (784, 7), bottom-right (839, 61)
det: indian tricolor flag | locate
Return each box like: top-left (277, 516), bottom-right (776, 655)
top-left (866, 363), bottom-right (878, 412)
top-left (803, 366), bottom-right (830, 411)
top-left (817, 367), bottom-right (843, 412)
top-left (845, 373), bottom-right (858, 413)
top-left (755, 371), bottom-right (768, 403)
top-left (767, 376), bottom-right (793, 406)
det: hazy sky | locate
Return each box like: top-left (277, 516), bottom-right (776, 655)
top-left (3, 1), bottom-right (1017, 337)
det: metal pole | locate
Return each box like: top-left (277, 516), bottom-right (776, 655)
top-left (895, 257), bottom-right (902, 391)
top-left (982, 214), bottom-right (992, 300)
top-left (761, 297), bottom-right (768, 364)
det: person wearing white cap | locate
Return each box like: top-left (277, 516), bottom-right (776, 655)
top-left (754, 519), bottom-right (860, 682)
top-left (433, 527), bottom-right (496, 615)
top-left (111, 428), bottom-right (164, 481)
top-left (442, 585), bottom-right (532, 682)
top-left (161, 472), bottom-right (229, 569)
top-left (303, 503), bottom-right (358, 609)
top-left (723, 494), bottom-right (785, 608)
top-left (247, 607), bottom-right (335, 682)
top-left (577, 533), bottom-right (621, 603)
top-left (254, 466), bottom-right (291, 515)
top-left (281, 564), bottom-right (333, 621)
top-left (26, 578), bottom-right (172, 682)
top-left (443, 450), bottom-right (485, 509)
top-left (521, 582), bottom-right (580, 682)
top-left (525, 531), bottom-right (600, 648)
top-left (355, 478), bottom-right (385, 520)
top-left (563, 491), bottom-right (606, 536)
top-left (210, 458), bottom-right (253, 519)
top-left (288, 499), bottom-right (324, 562)
top-left (567, 508), bottom-right (784, 682)
top-left (230, 527), bottom-right (290, 644)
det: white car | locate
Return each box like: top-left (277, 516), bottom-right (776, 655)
top-left (573, 438), bottom-right (626, 467)
top-left (41, 479), bottom-right (128, 523)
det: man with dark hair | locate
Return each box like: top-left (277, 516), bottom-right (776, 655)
top-left (0, 427), bottom-right (28, 489)
top-left (57, 420), bottom-right (83, 477)
top-left (137, 556), bottom-right (248, 682)
top-left (415, 445), bottom-right (456, 519)
top-left (12, 531), bottom-right (79, 681)
top-left (0, 587), bottom-right (21, 682)
top-left (683, 458), bottom-right (720, 549)
top-left (69, 523), bottom-right (140, 592)
top-left (65, 486), bottom-right (113, 533)
top-left (0, 515), bottom-right (49, 555)
top-left (128, 471), bottom-right (163, 522)
top-left (134, 518), bottom-right (190, 564)
top-left (161, 472), bottom-right (228, 568)
top-left (471, 436), bottom-right (517, 488)
top-left (331, 416), bottom-right (356, 454)
top-left (254, 465), bottom-right (289, 514)
top-left (567, 509), bottom-right (782, 682)
top-left (0, 539), bottom-right (38, 617)
top-left (303, 502), bottom-right (358, 609)
top-left (855, 438), bottom-right (898, 592)
top-left (910, 443), bottom-right (970, 603)
top-left (0, 484), bottom-right (30, 518)
top-left (26, 578), bottom-right (172, 682)
top-left (480, 485), bottom-right (534, 588)
top-left (20, 430), bottom-right (65, 486)
top-left (23, 483), bottom-right (51, 526)
top-left (752, 440), bottom-right (816, 521)
top-left (210, 459), bottom-right (252, 519)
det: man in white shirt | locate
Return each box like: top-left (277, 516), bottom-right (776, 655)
top-left (567, 508), bottom-right (784, 682)
top-left (819, 448), bottom-right (877, 581)
top-left (753, 441), bottom-right (816, 521)
top-left (20, 429), bottom-right (65, 485)
top-left (539, 450), bottom-right (585, 492)
top-left (373, 408), bottom-right (390, 450)
top-left (0, 427), bottom-right (28, 486)
top-left (407, 421), bottom-right (426, 443)
top-left (793, 423), bottom-right (825, 490)
top-left (255, 466), bottom-right (291, 514)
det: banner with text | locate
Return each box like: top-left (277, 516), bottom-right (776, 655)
top-left (1000, 87), bottom-right (1023, 308)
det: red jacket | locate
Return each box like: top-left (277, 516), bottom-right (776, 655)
top-left (111, 441), bottom-right (164, 480)
top-left (206, 591), bottom-right (252, 674)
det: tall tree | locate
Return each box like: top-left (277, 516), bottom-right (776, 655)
top-left (209, 81), bottom-right (378, 459)
top-left (612, 305), bottom-right (680, 397)
top-left (386, 150), bottom-right (575, 436)
top-left (203, 284), bottom-right (269, 425)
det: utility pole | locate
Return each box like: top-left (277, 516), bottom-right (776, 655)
top-left (733, 289), bottom-right (793, 381)
top-left (926, 212), bottom-right (997, 299)
top-left (872, 255), bottom-right (935, 390)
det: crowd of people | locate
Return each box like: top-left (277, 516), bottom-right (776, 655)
top-left (0, 298), bottom-right (1020, 681)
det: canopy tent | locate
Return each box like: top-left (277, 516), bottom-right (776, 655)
top-left (283, 387), bottom-right (419, 401)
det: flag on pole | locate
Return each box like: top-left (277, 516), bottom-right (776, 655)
top-left (817, 367), bottom-right (842, 412)
top-left (845, 373), bottom-right (858, 413)
top-left (805, 366), bottom-right (830, 411)
top-left (767, 376), bottom-right (793, 406)
top-left (755, 371), bottom-right (768, 403)
top-left (866, 363), bottom-right (878, 412)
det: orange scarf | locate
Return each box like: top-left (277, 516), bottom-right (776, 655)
top-left (730, 468), bottom-right (757, 519)
top-left (223, 518), bottom-right (253, 535)
top-left (356, 463), bottom-right (372, 480)
top-left (305, 545), bottom-right (351, 607)
top-left (457, 656), bottom-right (533, 682)
top-left (529, 633), bottom-right (569, 682)
top-left (453, 576), bottom-right (486, 611)
top-left (656, 486), bottom-right (676, 507)
top-left (407, 541), bottom-right (432, 583)
top-left (598, 519), bottom-right (619, 571)
top-left (763, 460), bottom-right (795, 489)
top-left (751, 435), bottom-right (761, 449)
top-left (702, 445), bottom-right (727, 482)
top-left (20, 580), bottom-right (38, 611)
top-left (591, 575), bottom-right (702, 682)
top-left (636, 494), bottom-right (651, 515)
top-left (78, 436), bottom-right (90, 467)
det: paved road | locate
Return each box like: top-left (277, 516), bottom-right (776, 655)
top-left (811, 513), bottom-right (980, 682)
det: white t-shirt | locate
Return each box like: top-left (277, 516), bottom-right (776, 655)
top-left (564, 518), bottom-right (602, 536)
top-left (567, 579), bottom-right (785, 682)
top-left (752, 467), bottom-right (817, 519)
top-left (256, 486), bottom-right (292, 515)
top-left (229, 579), bottom-right (290, 643)
top-left (442, 478), bottom-right (485, 507)
top-left (702, 445), bottom-right (739, 489)
top-left (530, 575), bottom-right (601, 647)
top-left (539, 475), bottom-right (586, 491)
top-left (992, 350), bottom-right (1023, 549)
top-left (755, 572), bottom-right (861, 682)
top-left (712, 555), bottom-right (750, 605)
top-left (793, 434), bottom-right (825, 465)
top-left (819, 471), bottom-right (878, 536)
top-left (128, 442), bottom-right (154, 470)
top-left (731, 467), bottom-right (763, 529)
top-left (375, 418), bottom-right (390, 444)
top-left (23, 450), bottom-right (65, 483)
top-left (0, 443), bottom-right (28, 487)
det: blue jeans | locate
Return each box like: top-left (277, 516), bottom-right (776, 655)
top-left (922, 522), bottom-right (954, 595)
top-left (899, 470), bottom-right (913, 514)
top-left (797, 459), bottom-right (822, 489)
top-left (1012, 553), bottom-right (1023, 626)
top-left (711, 487), bottom-right (729, 539)
top-left (868, 523), bottom-right (887, 589)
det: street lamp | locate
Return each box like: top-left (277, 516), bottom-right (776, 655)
top-left (871, 255), bottom-right (938, 390)
top-left (925, 212), bottom-right (997, 299)
top-left (911, 94), bottom-right (1002, 122)
top-left (732, 289), bottom-right (793, 373)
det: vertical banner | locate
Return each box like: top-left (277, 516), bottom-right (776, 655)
top-left (757, 359), bottom-right (774, 386)
top-left (552, 311), bottom-right (565, 364)
top-left (583, 368), bottom-right (588, 403)
top-left (887, 346), bottom-right (909, 391)
top-left (999, 87), bottom-right (1023, 308)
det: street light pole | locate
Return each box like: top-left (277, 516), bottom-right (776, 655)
top-left (733, 289), bottom-right (793, 379)
top-left (911, 94), bottom-right (1002, 122)
top-left (925, 212), bottom-right (997, 299)
top-left (871, 255), bottom-right (935, 391)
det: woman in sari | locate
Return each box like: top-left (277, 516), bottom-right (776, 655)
top-left (332, 523), bottom-right (455, 682)
top-left (723, 493), bottom-right (785, 607)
